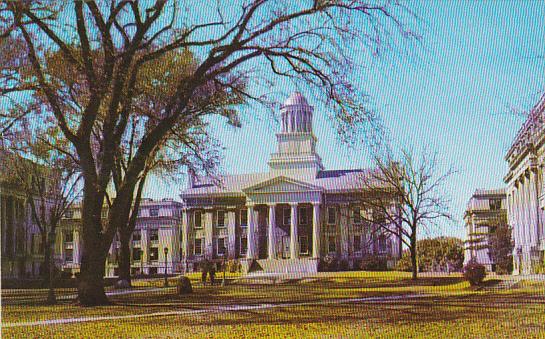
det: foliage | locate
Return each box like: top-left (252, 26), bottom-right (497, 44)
top-left (463, 261), bottom-right (486, 286)
top-left (359, 255), bottom-right (388, 271)
top-left (395, 237), bottom-right (464, 272)
top-left (1, 0), bottom-right (418, 305)
top-left (394, 251), bottom-right (413, 272)
top-left (487, 214), bottom-right (513, 274)
top-left (225, 260), bottom-right (241, 273)
top-left (357, 148), bottom-right (455, 279)
top-left (319, 254), bottom-right (338, 272)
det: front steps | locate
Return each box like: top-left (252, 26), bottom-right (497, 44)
top-left (242, 258), bottom-right (319, 274)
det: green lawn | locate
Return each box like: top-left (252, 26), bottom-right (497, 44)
top-left (2, 272), bottom-right (544, 338)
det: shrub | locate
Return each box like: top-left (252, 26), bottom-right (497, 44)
top-left (359, 256), bottom-right (388, 271)
top-left (534, 261), bottom-right (545, 274)
top-left (463, 261), bottom-right (486, 286)
top-left (320, 254), bottom-right (338, 271)
top-left (226, 260), bottom-right (241, 273)
top-left (176, 276), bottom-right (193, 295)
top-left (338, 259), bottom-right (349, 271)
top-left (394, 252), bottom-right (413, 272)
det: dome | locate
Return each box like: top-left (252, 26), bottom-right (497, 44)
top-left (282, 91), bottom-right (309, 107)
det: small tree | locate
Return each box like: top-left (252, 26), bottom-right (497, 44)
top-left (357, 148), bottom-right (454, 280)
top-left (0, 140), bottom-right (80, 304)
top-left (487, 213), bottom-right (513, 274)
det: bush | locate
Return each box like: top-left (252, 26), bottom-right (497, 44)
top-left (338, 259), bottom-right (349, 271)
top-left (463, 261), bottom-right (486, 286)
top-left (226, 260), bottom-right (241, 273)
top-left (320, 254), bottom-right (338, 272)
top-left (176, 276), bottom-right (193, 295)
top-left (534, 261), bottom-right (545, 274)
top-left (394, 252), bottom-right (413, 272)
top-left (359, 256), bottom-right (388, 271)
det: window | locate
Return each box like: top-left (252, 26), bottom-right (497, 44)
top-left (354, 235), bottom-right (362, 252)
top-left (327, 207), bottom-right (336, 225)
top-left (101, 210), bottom-right (108, 219)
top-left (65, 249), bottom-right (73, 262)
top-left (194, 211), bottom-right (203, 229)
top-left (299, 236), bottom-right (309, 255)
top-left (328, 236), bottom-right (336, 253)
top-left (150, 208), bottom-right (159, 217)
top-left (217, 210), bottom-right (226, 228)
top-left (150, 229), bottom-right (159, 241)
top-left (150, 247), bottom-right (159, 261)
top-left (489, 225), bottom-right (497, 234)
top-left (283, 207), bottom-right (291, 225)
top-left (240, 237), bottom-right (248, 255)
top-left (64, 210), bottom-right (74, 219)
top-left (132, 230), bottom-right (141, 241)
top-left (132, 248), bottom-right (142, 261)
top-left (299, 207), bottom-right (309, 225)
top-left (217, 238), bottom-right (227, 256)
top-left (64, 232), bottom-right (73, 243)
top-left (489, 199), bottom-right (502, 211)
top-left (240, 209), bottom-right (248, 227)
top-left (353, 207), bottom-right (362, 224)
top-left (194, 238), bottom-right (204, 255)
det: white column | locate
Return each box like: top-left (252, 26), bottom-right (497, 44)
top-left (339, 204), bottom-right (349, 258)
top-left (227, 210), bottom-right (237, 259)
top-left (141, 229), bottom-right (149, 265)
top-left (204, 210), bottom-right (214, 259)
top-left (268, 204), bottom-right (276, 259)
top-left (312, 203), bottom-right (321, 259)
top-left (73, 229), bottom-right (80, 264)
top-left (523, 175), bottom-right (532, 246)
top-left (181, 210), bottom-right (190, 259)
top-left (290, 203), bottom-right (298, 259)
top-left (529, 170), bottom-right (540, 244)
top-left (247, 205), bottom-right (256, 259)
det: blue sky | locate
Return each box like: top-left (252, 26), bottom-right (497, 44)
top-left (146, 1), bottom-right (545, 239)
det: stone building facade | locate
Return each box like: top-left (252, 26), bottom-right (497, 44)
top-left (58, 198), bottom-right (183, 277)
top-left (505, 93), bottom-right (545, 275)
top-left (180, 92), bottom-right (401, 273)
top-left (0, 182), bottom-right (45, 278)
top-left (463, 188), bottom-right (507, 272)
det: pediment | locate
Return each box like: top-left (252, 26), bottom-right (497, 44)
top-left (242, 176), bottom-right (322, 194)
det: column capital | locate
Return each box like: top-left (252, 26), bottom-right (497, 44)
top-left (245, 202), bottom-right (255, 208)
top-left (267, 203), bottom-right (277, 207)
top-left (311, 201), bottom-right (321, 206)
top-left (289, 202), bottom-right (299, 207)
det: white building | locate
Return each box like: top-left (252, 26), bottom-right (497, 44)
top-left (180, 92), bottom-right (401, 274)
top-left (58, 198), bottom-right (183, 277)
top-left (505, 93), bottom-right (545, 275)
top-left (463, 188), bottom-right (507, 272)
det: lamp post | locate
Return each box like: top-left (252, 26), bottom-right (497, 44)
top-left (163, 247), bottom-right (169, 287)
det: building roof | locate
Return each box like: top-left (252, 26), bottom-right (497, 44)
top-left (181, 169), bottom-right (373, 198)
top-left (282, 91), bottom-right (310, 107)
top-left (472, 188), bottom-right (506, 197)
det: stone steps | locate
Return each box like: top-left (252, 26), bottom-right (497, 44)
top-left (251, 258), bottom-right (319, 274)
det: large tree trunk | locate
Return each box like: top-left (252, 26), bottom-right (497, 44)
top-left (41, 232), bottom-right (50, 283)
top-left (47, 231), bottom-right (57, 305)
top-left (117, 231), bottom-right (132, 286)
top-left (410, 231), bottom-right (418, 280)
top-left (77, 184), bottom-right (110, 306)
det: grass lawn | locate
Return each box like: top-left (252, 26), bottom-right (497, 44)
top-left (2, 271), bottom-right (544, 338)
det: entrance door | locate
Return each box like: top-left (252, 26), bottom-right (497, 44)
top-left (282, 236), bottom-right (290, 259)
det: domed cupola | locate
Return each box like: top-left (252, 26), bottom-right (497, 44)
top-left (281, 92), bottom-right (314, 134)
top-left (268, 92), bottom-right (323, 179)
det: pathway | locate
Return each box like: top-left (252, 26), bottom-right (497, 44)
top-left (3, 294), bottom-right (429, 328)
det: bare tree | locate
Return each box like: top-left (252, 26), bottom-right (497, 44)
top-left (356, 148), bottom-right (454, 279)
top-left (0, 141), bottom-right (81, 304)
top-left (1, 0), bottom-right (418, 305)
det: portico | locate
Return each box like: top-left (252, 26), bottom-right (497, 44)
top-left (180, 92), bottom-right (401, 274)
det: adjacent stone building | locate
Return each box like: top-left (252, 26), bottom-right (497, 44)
top-left (463, 188), bottom-right (507, 272)
top-left (179, 92), bottom-right (401, 273)
top-left (505, 92), bottom-right (545, 274)
top-left (58, 198), bottom-right (183, 277)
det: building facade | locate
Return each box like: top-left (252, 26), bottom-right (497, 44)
top-left (505, 93), bottom-right (545, 275)
top-left (180, 92), bottom-right (401, 273)
top-left (58, 198), bottom-right (183, 277)
top-left (463, 188), bottom-right (507, 272)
